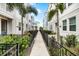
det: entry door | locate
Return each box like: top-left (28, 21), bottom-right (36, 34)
top-left (1, 20), bottom-right (7, 35)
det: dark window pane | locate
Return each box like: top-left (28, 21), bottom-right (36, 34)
top-left (69, 17), bottom-right (76, 25)
top-left (18, 22), bottom-right (21, 31)
top-left (19, 27), bottom-right (21, 31)
top-left (69, 16), bottom-right (76, 31)
top-left (68, 3), bottom-right (72, 6)
top-left (63, 20), bottom-right (67, 31)
top-left (63, 26), bottom-right (67, 31)
top-left (70, 25), bottom-right (76, 31)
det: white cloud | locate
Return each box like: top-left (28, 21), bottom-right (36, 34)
top-left (38, 23), bottom-right (43, 27)
top-left (34, 18), bottom-right (43, 27)
top-left (37, 8), bottom-right (42, 14)
top-left (30, 3), bottom-right (43, 14)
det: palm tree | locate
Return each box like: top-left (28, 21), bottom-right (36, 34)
top-left (48, 3), bottom-right (65, 43)
top-left (7, 3), bottom-right (38, 36)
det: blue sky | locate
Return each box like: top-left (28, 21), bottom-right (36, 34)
top-left (31, 3), bottom-right (48, 27)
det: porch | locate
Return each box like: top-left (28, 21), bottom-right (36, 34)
top-left (0, 15), bottom-right (12, 35)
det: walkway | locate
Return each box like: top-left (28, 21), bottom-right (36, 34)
top-left (30, 31), bottom-right (49, 56)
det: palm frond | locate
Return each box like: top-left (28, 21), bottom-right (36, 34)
top-left (26, 6), bottom-right (38, 16)
top-left (17, 4), bottom-right (27, 17)
top-left (7, 3), bottom-right (38, 17)
top-left (7, 3), bottom-right (24, 11)
top-left (48, 9), bottom-right (56, 21)
top-left (6, 3), bottom-right (15, 11)
top-left (57, 3), bottom-right (65, 13)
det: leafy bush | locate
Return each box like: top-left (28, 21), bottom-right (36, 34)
top-left (43, 30), bottom-right (56, 35)
top-left (48, 36), bottom-right (61, 56)
top-left (24, 31), bottom-right (32, 36)
top-left (49, 47), bottom-right (60, 56)
top-left (0, 35), bottom-right (14, 44)
top-left (19, 35), bottom-right (31, 55)
top-left (0, 30), bottom-right (38, 55)
top-left (0, 34), bottom-right (32, 56)
top-left (65, 35), bottom-right (77, 47)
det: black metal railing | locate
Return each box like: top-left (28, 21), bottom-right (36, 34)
top-left (29, 30), bottom-right (38, 47)
top-left (49, 39), bottom-right (76, 56)
top-left (0, 43), bottom-right (19, 56)
top-left (40, 30), bottom-right (48, 46)
top-left (40, 30), bottom-right (77, 56)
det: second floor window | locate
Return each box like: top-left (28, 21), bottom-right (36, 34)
top-left (18, 22), bottom-right (21, 31)
top-left (63, 20), bottom-right (67, 31)
top-left (69, 16), bottom-right (76, 31)
top-left (50, 24), bottom-right (52, 30)
top-left (6, 4), bottom-right (11, 11)
top-left (68, 3), bottom-right (72, 6)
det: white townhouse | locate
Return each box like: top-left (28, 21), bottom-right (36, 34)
top-left (0, 3), bottom-right (35, 35)
top-left (47, 3), bottom-right (79, 37)
top-left (46, 4), bottom-right (57, 32)
top-left (43, 12), bottom-right (48, 30)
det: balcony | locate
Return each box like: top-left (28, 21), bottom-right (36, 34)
top-left (0, 5), bottom-right (14, 19)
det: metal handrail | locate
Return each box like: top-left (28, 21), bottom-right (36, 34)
top-left (40, 30), bottom-right (77, 56)
top-left (56, 41), bottom-right (77, 56)
top-left (1, 45), bottom-right (16, 56)
top-left (0, 43), bottom-right (19, 56)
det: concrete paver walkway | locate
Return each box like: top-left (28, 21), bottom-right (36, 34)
top-left (30, 31), bottom-right (49, 56)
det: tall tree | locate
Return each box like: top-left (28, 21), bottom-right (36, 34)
top-left (48, 3), bottom-right (65, 43)
top-left (7, 3), bottom-right (38, 36)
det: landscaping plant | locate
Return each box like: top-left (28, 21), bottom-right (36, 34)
top-left (65, 35), bottom-right (77, 47)
top-left (0, 33), bottom-right (32, 56)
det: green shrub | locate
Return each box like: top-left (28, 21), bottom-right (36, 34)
top-left (19, 35), bottom-right (31, 55)
top-left (0, 34), bottom-right (32, 56)
top-left (65, 35), bottom-right (77, 47)
top-left (49, 47), bottom-right (60, 56)
top-left (60, 36), bottom-right (63, 45)
top-left (0, 35), bottom-right (14, 44)
top-left (43, 30), bottom-right (56, 35)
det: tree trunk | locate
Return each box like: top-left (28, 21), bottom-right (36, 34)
top-left (56, 10), bottom-right (60, 44)
top-left (21, 16), bottom-right (23, 36)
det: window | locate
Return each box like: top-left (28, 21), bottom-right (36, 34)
top-left (69, 16), bottom-right (76, 31)
top-left (18, 22), bottom-right (21, 31)
top-left (63, 20), bottom-right (67, 31)
top-left (29, 20), bottom-right (31, 22)
top-left (6, 4), bottom-right (12, 11)
top-left (64, 3), bottom-right (66, 9)
top-left (68, 3), bottom-right (72, 6)
top-left (1, 4), bottom-right (6, 10)
top-left (26, 24), bottom-right (28, 29)
top-left (50, 24), bottom-right (52, 30)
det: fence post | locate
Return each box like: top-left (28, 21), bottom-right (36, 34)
top-left (5, 44), bottom-right (8, 56)
top-left (65, 49), bottom-right (67, 56)
top-left (16, 43), bottom-right (19, 56)
top-left (2, 46), bottom-right (4, 54)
